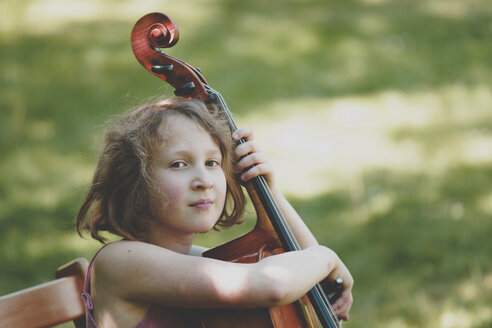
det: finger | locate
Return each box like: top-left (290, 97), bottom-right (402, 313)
top-left (332, 294), bottom-right (350, 313)
top-left (335, 303), bottom-right (350, 321)
top-left (337, 289), bottom-right (353, 306)
top-left (235, 141), bottom-right (262, 159)
top-left (240, 163), bottom-right (273, 181)
top-left (339, 313), bottom-right (349, 321)
top-left (235, 152), bottom-right (268, 172)
top-left (333, 291), bottom-right (353, 320)
top-left (337, 302), bottom-right (352, 322)
top-left (232, 127), bottom-right (254, 141)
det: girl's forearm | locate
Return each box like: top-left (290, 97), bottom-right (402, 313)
top-left (251, 245), bottom-right (336, 306)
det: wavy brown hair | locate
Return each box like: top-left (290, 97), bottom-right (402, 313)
top-left (76, 98), bottom-right (245, 243)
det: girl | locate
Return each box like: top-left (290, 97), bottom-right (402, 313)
top-left (77, 98), bottom-right (353, 327)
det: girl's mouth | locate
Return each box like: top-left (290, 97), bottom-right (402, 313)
top-left (190, 199), bottom-right (213, 209)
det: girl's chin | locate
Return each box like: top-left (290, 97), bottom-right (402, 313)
top-left (195, 222), bottom-right (217, 233)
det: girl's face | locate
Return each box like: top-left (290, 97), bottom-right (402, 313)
top-left (151, 115), bottom-right (227, 237)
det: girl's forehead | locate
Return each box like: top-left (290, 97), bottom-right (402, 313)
top-left (157, 114), bottom-right (211, 143)
top-left (159, 114), bottom-right (192, 135)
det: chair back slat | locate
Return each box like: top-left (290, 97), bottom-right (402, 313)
top-left (0, 258), bottom-right (88, 328)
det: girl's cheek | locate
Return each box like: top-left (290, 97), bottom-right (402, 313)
top-left (155, 176), bottom-right (185, 204)
top-left (163, 183), bottom-right (185, 202)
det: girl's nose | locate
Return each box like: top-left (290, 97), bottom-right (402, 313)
top-left (191, 169), bottom-right (213, 191)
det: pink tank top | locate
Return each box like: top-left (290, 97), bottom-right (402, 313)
top-left (82, 243), bottom-right (202, 327)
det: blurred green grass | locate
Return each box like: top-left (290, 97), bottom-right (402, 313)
top-left (1, 0), bottom-right (492, 327)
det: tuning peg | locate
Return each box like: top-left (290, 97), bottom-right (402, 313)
top-left (151, 64), bottom-right (174, 74)
top-left (174, 82), bottom-right (195, 96)
top-left (328, 277), bottom-right (344, 303)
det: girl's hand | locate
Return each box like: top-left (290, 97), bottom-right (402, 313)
top-left (325, 257), bottom-right (354, 321)
top-left (232, 127), bottom-right (277, 190)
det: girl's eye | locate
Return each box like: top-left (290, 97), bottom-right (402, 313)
top-left (170, 161), bottom-right (186, 168)
top-left (206, 160), bottom-right (220, 167)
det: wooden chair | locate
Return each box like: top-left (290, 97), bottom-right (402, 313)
top-left (0, 258), bottom-right (88, 328)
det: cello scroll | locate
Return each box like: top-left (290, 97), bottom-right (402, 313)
top-left (131, 12), bottom-right (210, 101)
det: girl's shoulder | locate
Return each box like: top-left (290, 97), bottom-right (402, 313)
top-left (93, 241), bottom-right (173, 283)
top-left (92, 240), bottom-right (190, 303)
top-left (93, 240), bottom-right (208, 283)
top-left (94, 240), bottom-right (175, 268)
top-left (95, 240), bottom-right (207, 261)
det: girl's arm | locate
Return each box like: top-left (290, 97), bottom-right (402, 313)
top-left (233, 127), bottom-right (353, 320)
top-left (94, 240), bottom-right (341, 309)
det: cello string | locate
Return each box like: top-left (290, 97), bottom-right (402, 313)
top-left (255, 175), bottom-right (342, 328)
top-left (254, 172), bottom-right (342, 327)
top-left (209, 86), bottom-right (342, 328)
top-left (212, 87), bottom-right (342, 328)
top-left (256, 174), bottom-right (342, 328)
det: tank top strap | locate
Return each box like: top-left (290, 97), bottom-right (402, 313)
top-left (82, 243), bottom-right (111, 313)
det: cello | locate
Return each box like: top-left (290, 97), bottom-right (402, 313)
top-left (131, 12), bottom-right (344, 328)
